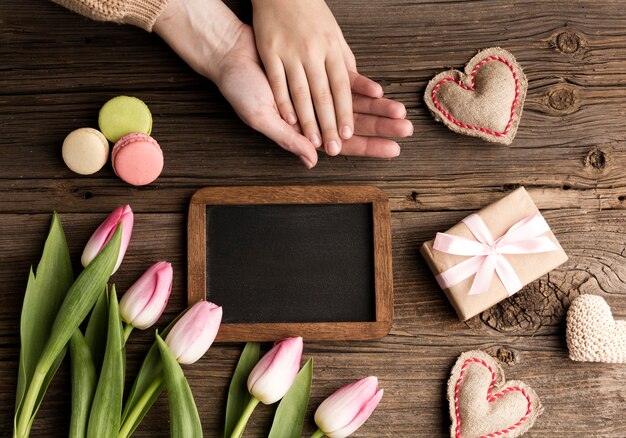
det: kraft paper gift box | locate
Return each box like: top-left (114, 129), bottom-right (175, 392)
top-left (420, 187), bottom-right (568, 321)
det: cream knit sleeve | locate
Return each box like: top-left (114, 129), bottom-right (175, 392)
top-left (53, 0), bottom-right (169, 32)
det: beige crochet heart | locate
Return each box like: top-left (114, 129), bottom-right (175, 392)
top-left (424, 47), bottom-right (527, 145)
top-left (447, 350), bottom-right (543, 438)
top-left (566, 294), bottom-right (626, 363)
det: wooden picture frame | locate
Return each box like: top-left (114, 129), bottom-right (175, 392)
top-left (188, 185), bottom-right (393, 342)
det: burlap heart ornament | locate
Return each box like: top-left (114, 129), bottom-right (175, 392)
top-left (566, 294), bottom-right (626, 363)
top-left (447, 350), bottom-right (543, 438)
top-left (425, 47), bottom-right (528, 145)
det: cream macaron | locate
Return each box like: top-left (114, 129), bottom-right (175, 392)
top-left (112, 133), bottom-right (164, 186)
top-left (62, 127), bottom-right (109, 175)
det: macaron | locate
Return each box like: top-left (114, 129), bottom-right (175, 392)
top-left (112, 133), bottom-right (164, 186)
top-left (98, 96), bottom-right (152, 142)
top-left (62, 127), bottom-right (109, 175)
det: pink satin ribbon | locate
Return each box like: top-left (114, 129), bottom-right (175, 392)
top-left (433, 214), bottom-right (558, 296)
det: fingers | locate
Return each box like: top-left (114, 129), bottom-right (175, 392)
top-left (264, 57), bottom-right (298, 125)
top-left (349, 71), bottom-right (383, 98)
top-left (253, 113), bottom-right (319, 169)
top-left (285, 65), bottom-right (322, 148)
top-left (353, 113), bottom-right (414, 138)
top-left (326, 53), bottom-right (354, 141)
top-left (352, 94), bottom-right (407, 119)
top-left (306, 64), bottom-right (342, 156)
top-left (336, 24), bottom-right (357, 71)
top-left (332, 135), bottom-right (401, 158)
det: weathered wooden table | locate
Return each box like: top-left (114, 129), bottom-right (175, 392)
top-left (2, 0), bottom-right (626, 436)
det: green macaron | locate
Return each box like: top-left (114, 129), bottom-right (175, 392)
top-left (98, 96), bottom-right (152, 143)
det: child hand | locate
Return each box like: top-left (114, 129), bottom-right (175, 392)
top-left (155, 0), bottom-right (411, 168)
top-left (155, 0), bottom-right (321, 167)
top-left (252, 0), bottom-right (371, 157)
top-left (215, 26), bottom-right (411, 167)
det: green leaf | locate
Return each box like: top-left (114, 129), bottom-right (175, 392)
top-left (14, 213), bottom-right (74, 436)
top-left (14, 220), bottom-right (121, 438)
top-left (119, 312), bottom-right (184, 438)
top-left (40, 224), bottom-right (121, 372)
top-left (15, 213), bottom-right (73, 412)
top-left (85, 286), bottom-right (109, 373)
top-left (224, 343), bottom-right (260, 438)
top-left (69, 330), bottom-right (97, 438)
top-left (21, 347), bottom-right (67, 436)
top-left (156, 334), bottom-right (203, 438)
top-left (87, 286), bottom-right (124, 438)
top-left (268, 359), bottom-right (313, 438)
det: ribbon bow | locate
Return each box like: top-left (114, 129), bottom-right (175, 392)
top-left (433, 214), bottom-right (558, 296)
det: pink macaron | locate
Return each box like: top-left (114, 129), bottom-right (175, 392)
top-left (112, 133), bottom-right (164, 186)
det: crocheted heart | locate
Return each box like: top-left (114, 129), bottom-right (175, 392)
top-left (447, 350), bottom-right (543, 438)
top-left (424, 47), bottom-right (527, 145)
top-left (566, 294), bottom-right (626, 363)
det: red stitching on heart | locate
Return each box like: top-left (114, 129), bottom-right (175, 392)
top-left (454, 358), bottom-right (532, 438)
top-left (431, 56), bottom-right (521, 138)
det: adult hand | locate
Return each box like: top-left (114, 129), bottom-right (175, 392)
top-left (155, 0), bottom-right (320, 167)
top-left (217, 26), bottom-right (412, 166)
top-left (335, 93), bottom-right (413, 158)
top-left (154, 0), bottom-right (412, 168)
top-left (252, 0), bottom-right (373, 156)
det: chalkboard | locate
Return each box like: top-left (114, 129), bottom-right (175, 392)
top-left (188, 186), bottom-right (393, 341)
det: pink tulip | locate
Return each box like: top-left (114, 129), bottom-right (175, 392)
top-left (247, 336), bottom-right (303, 404)
top-left (164, 301), bottom-right (222, 364)
top-left (314, 376), bottom-right (383, 438)
top-left (81, 205), bottom-right (134, 274)
top-left (119, 262), bottom-right (173, 329)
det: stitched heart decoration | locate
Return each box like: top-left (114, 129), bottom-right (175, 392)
top-left (447, 350), bottom-right (543, 438)
top-left (566, 294), bottom-right (626, 363)
top-left (424, 47), bottom-right (528, 145)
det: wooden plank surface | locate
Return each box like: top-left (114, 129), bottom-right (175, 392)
top-left (1, 0), bottom-right (626, 436)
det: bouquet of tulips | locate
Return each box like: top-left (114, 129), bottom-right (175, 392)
top-left (224, 338), bottom-right (383, 438)
top-left (13, 206), bottom-right (222, 438)
top-left (13, 206), bottom-right (383, 437)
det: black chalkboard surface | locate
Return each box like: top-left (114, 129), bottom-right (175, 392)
top-left (188, 186), bottom-right (393, 341)
top-left (206, 204), bottom-right (375, 324)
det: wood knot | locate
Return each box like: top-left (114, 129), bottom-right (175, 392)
top-left (410, 191), bottom-right (419, 202)
top-left (545, 86), bottom-right (577, 112)
top-left (480, 271), bottom-right (578, 333)
top-left (584, 148), bottom-right (607, 171)
top-left (502, 183), bottom-right (521, 192)
top-left (72, 187), bottom-right (94, 200)
top-left (495, 347), bottom-right (518, 365)
top-left (555, 31), bottom-right (582, 54)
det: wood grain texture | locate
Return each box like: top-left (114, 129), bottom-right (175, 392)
top-left (1, 0), bottom-right (626, 436)
top-left (188, 186), bottom-right (393, 341)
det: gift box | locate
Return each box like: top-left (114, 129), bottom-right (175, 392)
top-left (420, 187), bottom-right (568, 320)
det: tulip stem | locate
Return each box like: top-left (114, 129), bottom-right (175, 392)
top-left (310, 429), bottom-right (325, 438)
top-left (122, 323), bottom-right (133, 345)
top-left (118, 374), bottom-right (164, 438)
top-left (15, 362), bottom-right (49, 437)
top-left (230, 397), bottom-right (260, 438)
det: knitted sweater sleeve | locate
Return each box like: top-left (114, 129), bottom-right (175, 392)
top-left (53, 0), bottom-right (169, 32)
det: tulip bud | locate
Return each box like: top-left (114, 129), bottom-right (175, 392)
top-left (247, 336), bottom-right (303, 405)
top-left (119, 262), bottom-right (173, 330)
top-left (81, 205), bottom-right (133, 274)
top-left (164, 301), bottom-right (222, 365)
top-left (314, 376), bottom-right (383, 438)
